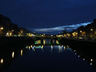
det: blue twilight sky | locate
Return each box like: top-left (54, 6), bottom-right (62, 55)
top-left (0, 0), bottom-right (96, 33)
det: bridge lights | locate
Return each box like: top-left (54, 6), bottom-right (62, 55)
top-left (0, 27), bottom-right (4, 30)
top-left (56, 40), bottom-right (59, 44)
top-left (41, 45), bottom-right (44, 49)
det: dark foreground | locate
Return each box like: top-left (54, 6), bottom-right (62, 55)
top-left (2, 46), bottom-right (95, 72)
top-left (0, 37), bottom-right (96, 72)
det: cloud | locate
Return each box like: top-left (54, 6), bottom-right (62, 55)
top-left (33, 22), bottom-right (91, 32)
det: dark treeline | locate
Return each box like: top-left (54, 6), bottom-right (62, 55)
top-left (0, 14), bottom-right (30, 36)
top-left (74, 19), bottom-right (96, 33)
top-left (61, 19), bottom-right (96, 40)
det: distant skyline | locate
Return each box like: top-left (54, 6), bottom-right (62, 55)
top-left (31, 22), bottom-right (91, 34)
top-left (0, 0), bottom-right (96, 32)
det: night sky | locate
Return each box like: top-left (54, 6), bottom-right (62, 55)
top-left (0, 0), bottom-right (96, 33)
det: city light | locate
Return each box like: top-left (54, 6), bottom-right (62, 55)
top-left (91, 59), bottom-right (93, 62)
top-left (6, 31), bottom-right (13, 37)
top-left (56, 35), bottom-right (63, 37)
top-left (0, 27), bottom-right (4, 30)
top-left (90, 29), bottom-right (93, 31)
top-left (28, 46), bottom-right (30, 49)
top-left (80, 30), bottom-right (82, 33)
top-left (26, 33), bottom-right (35, 37)
top-left (72, 32), bottom-right (78, 37)
top-left (31, 45), bottom-right (32, 48)
top-left (67, 33), bottom-right (71, 37)
top-left (64, 34), bottom-right (67, 37)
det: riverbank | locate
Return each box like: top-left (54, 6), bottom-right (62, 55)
top-left (0, 36), bottom-right (35, 71)
top-left (59, 38), bottom-right (96, 68)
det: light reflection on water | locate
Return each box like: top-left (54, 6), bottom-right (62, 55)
top-left (25, 44), bottom-right (95, 68)
top-left (20, 49), bottom-right (23, 56)
top-left (0, 44), bottom-right (95, 72)
top-left (26, 45), bottom-right (71, 53)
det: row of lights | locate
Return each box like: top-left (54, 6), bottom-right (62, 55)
top-left (73, 49), bottom-right (94, 66)
top-left (26, 44), bottom-right (69, 53)
top-left (0, 45), bottom-right (94, 67)
top-left (0, 27), bottom-right (4, 31)
top-left (56, 28), bottom-right (95, 39)
top-left (0, 58), bottom-right (4, 64)
top-left (0, 26), bottom-right (36, 37)
top-left (36, 28), bottom-right (95, 38)
top-left (0, 49), bottom-right (23, 64)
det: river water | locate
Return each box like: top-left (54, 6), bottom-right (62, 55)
top-left (2, 45), bottom-right (95, 72)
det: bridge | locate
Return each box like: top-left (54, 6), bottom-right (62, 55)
top-left (33, 37), bottom-right (60, 46)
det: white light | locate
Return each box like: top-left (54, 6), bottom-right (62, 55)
top-left (29, 46), bottom-right (31, 50)
top-left (51, 45), bottom-right (53, 52)
top-left (31, 45), bottom-right (32, 48)
top-left (0, 27), bottom-right (4, 30)
top-left (20, 50), bottom-right (23, 56)
top-left (91, 59), bottom-right (93, 62)
top-left (64, 46), bottom-right (66, 50)
top-left (12, 52), bottom-right (15, 58)
top-left (0, 58), bottom-right (4, 64)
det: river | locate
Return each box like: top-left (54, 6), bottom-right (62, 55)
top-left (2, 45), bottom-right (95, 72)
